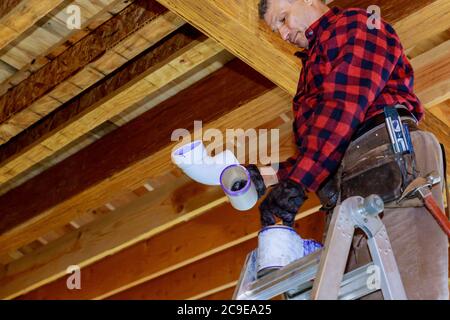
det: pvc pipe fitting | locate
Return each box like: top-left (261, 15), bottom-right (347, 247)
top-left (171, 140), bottom-right (239, 186)
top-left (256, 226), bottom-right (322, 278)
top-left (220, 164), bottom-right (258, 211)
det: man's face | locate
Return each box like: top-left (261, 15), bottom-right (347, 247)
top-left (264, 0), bottom-right (311, 48)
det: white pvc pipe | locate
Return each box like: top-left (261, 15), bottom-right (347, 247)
top-left (256, 226), bottom-right (323, 278)
top-left (257, 226), bottom-right (305, 278)
top-left (220, 164), bottom-right (258, 211)
top-left (171, 140), bottom-right (239, 186)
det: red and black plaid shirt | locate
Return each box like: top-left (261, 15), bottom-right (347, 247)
top-left (277, 6), bottom-right (423, 192)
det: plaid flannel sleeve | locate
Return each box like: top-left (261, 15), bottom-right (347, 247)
top-left (276, 155), bottom-right (297, 181)
top-left (281, 17), bottom-right (402, 192)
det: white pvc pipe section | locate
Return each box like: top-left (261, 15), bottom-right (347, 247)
top-left (171, 140), bottom-right (239, 186)
top-left (256, 226), bottom-right (323, 278)
top-left (257, 226), bottom-right (305, 278)
top-left (220, 164), bottom-right (258, 211)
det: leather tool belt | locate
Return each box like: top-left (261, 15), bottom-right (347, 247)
top-left (318, 105), bottom-right (419, 210)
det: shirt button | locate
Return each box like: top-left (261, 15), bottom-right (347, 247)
top-left (308, 31), bottom-right (313, 36)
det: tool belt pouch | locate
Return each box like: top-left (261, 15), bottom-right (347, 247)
top-left (340, 133), bottom-right (420, 207)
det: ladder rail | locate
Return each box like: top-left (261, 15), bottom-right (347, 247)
top-left (310, 199), bottom-right (355, 299)
top-left (368, 227), bottom-right (407, 299)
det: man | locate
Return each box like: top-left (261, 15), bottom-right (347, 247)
top-left (247, 0), bottom-right (448, 299)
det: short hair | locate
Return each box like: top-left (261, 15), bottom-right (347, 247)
top-left (258, 0), bottom-right (269, 19)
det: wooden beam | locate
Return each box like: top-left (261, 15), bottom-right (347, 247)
top-left (1, 1), bottom-right (446, 186)
top-left (0, 177), bottom-right (225, 299)
top-left (106, 212), bottom-right (325, 300)
top-left (0, 59), bottom-right (274, 257)
top-left (0, 10), bottom-right (186, 143)
top-left (0, 51), bottom-right (235, 196)
top-left (4, 0), bottom-right (450, 298)
top-left (337, 0), bottom-right (436, 24)
top-left (156, 0), bottom-right (447, 96)
top-left (157, 0), bottom-right (450, 174)
top-left (0, 0), bottom-right (64, 52)
top-left (413, 40), bottom-right (450, 108)
top-left (109, 238), bottom-right (257, 300)
top-left (202, 286), bottom-right (236, 300)
top-left (3, 13), bottom-right (450, 191)
top-left (17, 194), bottom-right (322, 299)
top-left (0, 0), bottom-right (136, 95)
top-left (0, 27), bottom-right (223, 184)
top-left (0, 93), bottom-right (294, 299)
top-left (392, 0), bottom-right (450, 51)
top-left (0, 1), bottom-right (22, 20)
top-left (157, 0), bottom-right (299, 94)
top-left (412, 40), bottom-right (450, 174)
top-left (429, 101), bottom-right (450, 128)
top-left (156, 0), bottom-right (450, 176)
top-left (0, 0), bottom-right (169, 139)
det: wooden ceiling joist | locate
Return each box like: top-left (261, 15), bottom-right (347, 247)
top-left (0, 50), bottom-right (236, 196)
top-left (0, 97), bottom-right (298, 298)
top-left (156, 0), bottom-right (449, 96)
top-left (0, 0), bottom-right (136, 92)
top-left (0, 0), bottom-right (64, 52)
top-left (392, 0), bottom-right (450, 51)
top-left (411, 40), bottom-right (450, 172)
top-left (16, 195), bottom-right (322, 300)
top-left (0, 85), bottom-right (298, 299)
top-left (159, 0), bottom-right (299, 94)
top-left (1, 27), bottom-right (449, 190)
top-left (107, 212), bottom-right (325, 300)
top-left (156, 0), bottom-right (450, 173)
top-left (0, 0), bottom-right (448, 301)
top-left (413, 40), bottom-right (450, 108)
top-left (0, 26), bottom-right (222, 185)
top-left (0, 59), bottom-right (273, 258)
top-left (0, 0), bottom-right (446, 191)
top-left (202, 287), bottom-right (236, 300)
top-left (0, 1), bottom-right (22, 20)
top-left (0, 177), bottom-right (225, 299)
top-left (0, 0), bottom-right (171, 143)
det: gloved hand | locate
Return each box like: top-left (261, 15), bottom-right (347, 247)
top-left (245, 164), bottom-right (267, 198)
top-left (259, 179), bottom-right (308, 227)
top-left (317, 175), bottom-right (339, 211)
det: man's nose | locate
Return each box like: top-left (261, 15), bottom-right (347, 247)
top-left (279, 25), bottom-right (290, 41)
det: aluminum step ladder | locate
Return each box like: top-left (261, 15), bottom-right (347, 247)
top-left (233, 195), bottom-right (407, 300)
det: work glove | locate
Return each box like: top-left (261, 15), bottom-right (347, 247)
top-left (259, 179), bottom-right (308, 227)
top-left (245, 164), bottom-right (267, 198)
top-left (317, 175), bottom-right (339, 211)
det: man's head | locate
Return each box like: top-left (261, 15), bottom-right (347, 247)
top-left (258, 0), bottom-right (329, 48)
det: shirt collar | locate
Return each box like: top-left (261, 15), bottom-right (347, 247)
top-left (298, 6), bottom-right (342, 56)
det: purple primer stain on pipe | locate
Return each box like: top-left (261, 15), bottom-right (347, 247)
top-left (303, 239), bottom-right (323, 255)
